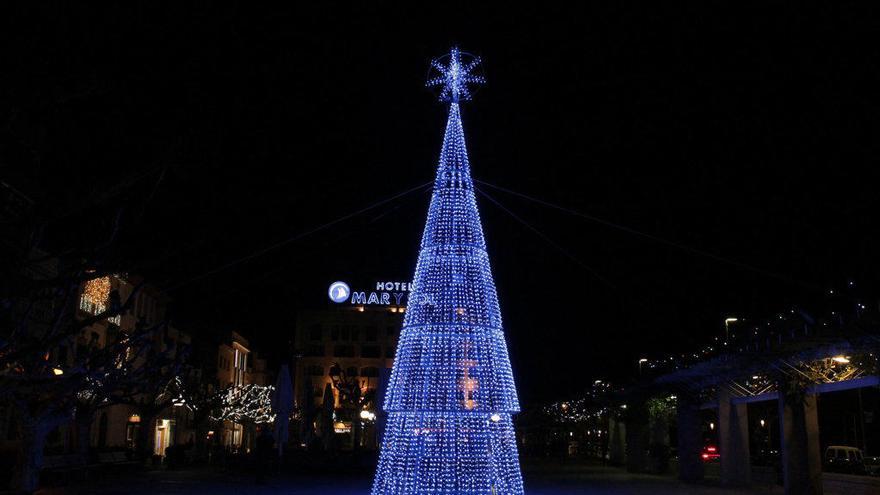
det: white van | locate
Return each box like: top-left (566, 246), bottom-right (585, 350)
top-left (824, 445), bottom-right (865, 474)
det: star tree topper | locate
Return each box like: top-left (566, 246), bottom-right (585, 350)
top-left (426, 46), bottom-right (486, 103)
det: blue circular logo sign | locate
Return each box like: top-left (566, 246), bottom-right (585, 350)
top-left (328, 281), bottom-right (350, 303)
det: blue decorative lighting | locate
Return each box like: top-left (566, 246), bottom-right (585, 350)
top-left (426, 46), bottom-right (486, 103)
top-left (372, 48), bottom-right (524, 495)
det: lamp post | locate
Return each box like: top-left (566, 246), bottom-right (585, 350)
top-left (724, 317), bottom-right (738, 341)
top-left (638, 358), bottom-right (648, 376)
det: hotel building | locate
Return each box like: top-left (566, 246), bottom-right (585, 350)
top-left (292, 291), bottom-right (405, 448)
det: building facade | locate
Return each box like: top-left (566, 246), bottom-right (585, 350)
top-left (212, 331), bottom-right (269, 451)
top-left (75, 275), bottom-right (194, 457)
top-left (0, 270), bottom-right (194, 460)
top-left (293, 301), bottom-right (404, 449)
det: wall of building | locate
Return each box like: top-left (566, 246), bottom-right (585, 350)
top-left (75, 276), bottom-right (193, 455)
top-left (3, 246), bottom-right (282, 464)
top-left (292, 305), bottom-right (403, 450)
top-left (294, 306), bottom-right (403, 410)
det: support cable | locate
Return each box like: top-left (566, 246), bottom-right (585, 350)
top-left (476, 186), bottom-right (616, 290)
top-left (164, 181), bottom-right (433, 291)
top-left (475, 179), bottom-right (820, 291)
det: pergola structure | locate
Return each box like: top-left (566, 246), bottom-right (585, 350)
top-left (642, 292), bottom-right (879, 494)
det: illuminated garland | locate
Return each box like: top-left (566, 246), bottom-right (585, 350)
top-left (78, 275), bottom-right (123, 325)
top-left (211, 384), bottom-right (276, 424)
top-left (372, 48), bottom-right (524, 495)
top-left (543, 381), bottom-right (614, 424)
top-left (82, 276), bottom-right (111, 308)
top-left (638, 294), bottom-right (880, 377)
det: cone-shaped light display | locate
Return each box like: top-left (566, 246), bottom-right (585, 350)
top-left (371, 47), bottom-right (524, 495)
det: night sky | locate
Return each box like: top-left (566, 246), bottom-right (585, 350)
top-left (4, 3), bottom-right (880, 403)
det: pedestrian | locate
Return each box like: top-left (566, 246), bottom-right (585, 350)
top-left (255, 427), bottom-right (275, 484)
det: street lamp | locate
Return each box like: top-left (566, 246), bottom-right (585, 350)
top-left (638, 358), bottom-right (648, 376)
top-left (724, 317), bottom-right (738, 341)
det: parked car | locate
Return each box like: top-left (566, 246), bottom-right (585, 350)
top-left (752, 448), bottom-right (781, 469)
top-left (701, 445), bottom-right (720, 463)
top-left (864, 456), bottom-right (880, 477)
top-left (824, 445), bottom-right (866, 475)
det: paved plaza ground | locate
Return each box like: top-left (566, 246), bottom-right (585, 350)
top-left (37, 463), bottom-right (784, 495)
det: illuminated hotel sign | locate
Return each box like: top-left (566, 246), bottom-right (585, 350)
top-left (328, 280), bottom-right (413, 306)
top-left (328, 281), bottom-right (351, 303)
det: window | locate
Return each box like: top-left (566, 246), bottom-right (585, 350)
top-left (346, 367), bottom-right (358, 377)
top-left (304, 344), bottom-right (325, 357)
top-left (308, 324), bottom-right (323, 341)
top-left (349, 326), bottom-right (359, 341)
top-left (333, 345), bottom-right (355, 358)
top-left (305, 365), bottom-right (324, 376)
top-left (360, 367), bottom-right (379, 378)
top-left (3, 405), bottom-right (14, 440)
top-left (79, 285), bottom-right (120, 325)
top-left (56, 345), bottom-right (68, 364)
top-left (361, 345), bottom-right (380, 358)
top-left (0, 404), bottom-right (9, 442)
top-left (125, 421), bottom-right (140, 451)
top-left (365, 326), bottom-right (378, 342)
top-left (80, 295), bottom-right (94, 312)
top-left (385, 345), bottom-right (396, 358)
top-left (233, 349), bottom-right (247, 386)
top-left (386, 326), bottom-right (396, 337)
top-left (331, 326), bottom-right (340, 341)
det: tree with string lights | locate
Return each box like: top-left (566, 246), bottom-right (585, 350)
top-left (0, 267), bottom-right (191, 490)
top-left (0, 188), bottom-right (191, 491)
top-left (210, 383), bottom-right (276, 424)
top-left (371, 47), bottom-right (524, 495)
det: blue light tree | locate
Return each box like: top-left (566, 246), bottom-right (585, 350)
top-left (372, 48), bottom-right (525, 495)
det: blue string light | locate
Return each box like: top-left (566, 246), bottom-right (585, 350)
top-left (372, 48), bottom-right (524, 495)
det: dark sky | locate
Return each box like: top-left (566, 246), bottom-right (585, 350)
top-left (3, 3), bottom-right (880, 403)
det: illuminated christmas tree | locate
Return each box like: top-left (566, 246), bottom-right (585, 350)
top-left (372, 47), bottom-right (524, 495)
